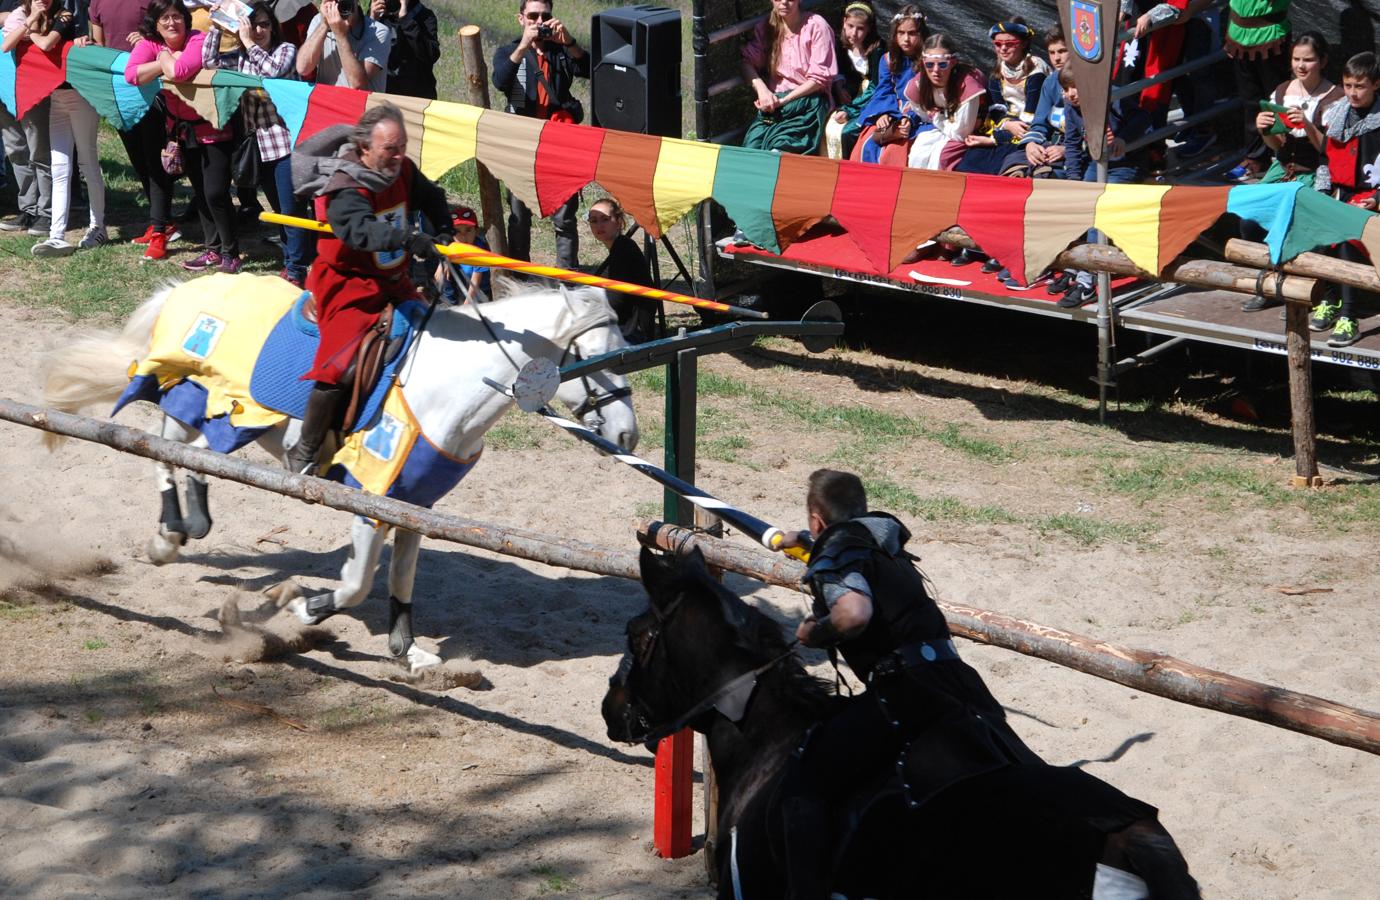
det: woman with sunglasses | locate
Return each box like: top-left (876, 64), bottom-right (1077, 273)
top-left (126, 0), bottom-right (241, 269)
top-left (586, 197), bottom-right (655, 344)
top-left (741, 0), bottom-right (837, 154)
top-left (204, 1), bottom-right (316, 286)
top-left (850, 5), bottom-right (926, 166)
top-left (953, 19), bottom-right (1052, 176)
top-left (903, 33), bottom-right (987, 171)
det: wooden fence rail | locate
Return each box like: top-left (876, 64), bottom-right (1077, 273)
top-left (638, 522), bottom-right (1380, 757)
top-left (3, 397), bottom-right (1376, 756)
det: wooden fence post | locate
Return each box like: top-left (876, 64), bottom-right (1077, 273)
top-left (457, 25), bottom-right (508, 257)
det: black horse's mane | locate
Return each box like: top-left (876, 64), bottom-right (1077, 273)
top-left (666, 555), bottom-right (836, 707)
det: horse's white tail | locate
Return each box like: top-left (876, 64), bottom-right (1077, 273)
top-left (40, 284), bottom-right (177, 449)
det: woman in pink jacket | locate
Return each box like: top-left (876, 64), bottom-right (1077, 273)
top-left (125, 0), bottom-right (239, 270)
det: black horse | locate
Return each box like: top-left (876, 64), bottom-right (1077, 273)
top-left (603, 548), bottom-right (1200, 899)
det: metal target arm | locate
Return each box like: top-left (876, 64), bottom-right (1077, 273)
top-left (534, 405), bottom-right (808, 561)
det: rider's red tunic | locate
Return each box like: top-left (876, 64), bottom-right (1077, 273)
top-left (303, 158), bottom-right (419, 384)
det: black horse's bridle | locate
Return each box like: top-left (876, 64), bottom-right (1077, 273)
top-left (621, 591), bottom-right (798, 747)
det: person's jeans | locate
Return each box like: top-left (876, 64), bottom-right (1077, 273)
top-left (507, 187), bottom-right (579, 268)
top-left (48, 89), bottom-right (105, 238)
top-left (0, 97), bottom-right (51, 219)
top-left (261, 152), bottom-right (316, 280)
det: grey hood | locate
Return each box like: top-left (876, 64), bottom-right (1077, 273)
top-left (291, 124), bottom-right (400, 200)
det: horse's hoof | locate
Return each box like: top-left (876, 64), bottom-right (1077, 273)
top-left (407, 644), bottom-right (442, 674)
top-left (147, 530), bottom-right (185, 566)
top-left (284, 597), bottom-right (313, 625)
top-left (286, 593), bottom-right (338, 626)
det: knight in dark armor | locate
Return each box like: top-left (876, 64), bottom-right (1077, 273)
top-left (775, 468), bottom-right (1041, 900)
top-left (286, 102), bottom-right (453, 476)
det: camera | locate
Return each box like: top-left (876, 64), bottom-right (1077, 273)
top-left (382, 0), bottom-right (400, 18)
top-left (537, 23), bottom-right (553, 39)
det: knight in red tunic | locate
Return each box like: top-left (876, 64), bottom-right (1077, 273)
top-left (288, 103), bottom-right (454, 475)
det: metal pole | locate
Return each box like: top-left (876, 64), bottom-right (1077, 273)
top-left (654, 345), bottom-right (697, 860)
top-left (1096, 161), bottom-right (1113, 423)
top-left (691, 0), bottom-right (717, 301)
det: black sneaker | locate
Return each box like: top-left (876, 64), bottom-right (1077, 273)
top-left (0, 211), bottom-right (33, 232)
top-left (27, 216), bottom-right (50, 236)
top-left (1057, 284), bottom-right (1096, 308)
top-left (1046, 272), bottom-right (1073, 295)
top-left (950, 247), bottom-right (984, 267)
top-left (1241, 294), bottom-right (1271, 312)
top-left (981, 257), bottom-right (1004, 274)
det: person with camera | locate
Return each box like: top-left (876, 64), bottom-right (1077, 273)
top-left (296, 0), bottom-right (391, 92)
top-left (492, 0), bottom-right (587, 268)
top-left (378, 0), bottom-right (437, 99)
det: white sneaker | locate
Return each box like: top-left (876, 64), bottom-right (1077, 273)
top-left (79, 226), bottom-right (108, 250)
top-left (31, 237), bottom-right (75, 258)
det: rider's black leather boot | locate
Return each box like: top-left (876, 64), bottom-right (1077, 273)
top-left (287, 382), bottom-right (347, 476)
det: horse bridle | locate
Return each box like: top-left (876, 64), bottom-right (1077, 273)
top-left (559, 319), bottom-right (633, 426)
top-left (622, 590), bottom-right (798, 747)
top-left (450, 277), bottom-right (629, 426)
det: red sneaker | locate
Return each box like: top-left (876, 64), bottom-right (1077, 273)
top-left (131, 224), bottom-right (157, 245)
top-left (140, 231), bottom-right (168, 262)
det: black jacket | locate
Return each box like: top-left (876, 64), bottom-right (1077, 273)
top-left (384, 2), bottom-right (439, 100)
top-left (491, 37), bottom-right (588, 119)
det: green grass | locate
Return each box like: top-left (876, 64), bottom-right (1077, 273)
top-left (0, 600), bottom-right (40, 621)
top-left (317, 702), bottom-right (380, 730)
top-left (81, 638), bottom-right (108, 651)
top-left (530, 863), bottom-right (577, 895)
top-left (702, 433), bottom-right (750, 464)
top-left (1033, 513), bottom-right (1151, 546)
top-left (486, 409), bottom-right (547, 450)
top-left (862, 477), bottom-right (1018, 526)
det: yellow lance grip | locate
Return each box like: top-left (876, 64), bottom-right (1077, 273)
top-left (259, 211), bottom-right (757, 317)
top-left (763, 527), bottom-right (811, 563)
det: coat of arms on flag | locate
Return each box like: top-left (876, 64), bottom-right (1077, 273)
top-left (1071, 0), bottom-right (1103, 62)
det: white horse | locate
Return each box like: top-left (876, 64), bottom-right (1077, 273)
top-left (43, 278), bottom-right (639, 672)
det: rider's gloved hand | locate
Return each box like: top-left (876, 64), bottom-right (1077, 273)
top-left (407, 231), bottom-right (441, 264)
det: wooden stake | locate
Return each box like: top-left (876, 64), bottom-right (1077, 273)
top-left (1285, 298), bottom-right (1320, 482)
top-left (934, 228), bottom-right (1321, 302)
top-left (458, 24), bottom-right (508, 258)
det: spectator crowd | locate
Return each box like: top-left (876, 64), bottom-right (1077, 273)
top-left (0, 0), bottom-right (1373, 347)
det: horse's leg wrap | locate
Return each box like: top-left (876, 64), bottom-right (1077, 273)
top-left (159, 486), bottom-right (186, 537)
top-left (182, 475), bottom-right (212, 540)
top-left (303, 592), bottom-right (340, 624)
top-left (388, 595), bottom-right (413, 658)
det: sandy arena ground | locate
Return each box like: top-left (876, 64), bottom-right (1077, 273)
top-left (1, 297), bottom-right (1377, 899)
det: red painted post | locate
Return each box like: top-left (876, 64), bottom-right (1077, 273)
top-left (654, 347), bottom-right (697, 859)
top-left (653, 728), bottom-right (694, 858)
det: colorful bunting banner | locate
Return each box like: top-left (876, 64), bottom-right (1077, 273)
top-left (0, 41), bottom-right (68, 120)
top-left (1, 45), bottom-right (1372, 284)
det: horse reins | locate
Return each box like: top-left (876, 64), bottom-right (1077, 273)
top-left (429, 258), bottom-right (628, 422)
top-left (628, 644), bottom-right (799, 747)
top-left (625, 591), bottom-right (799, 746)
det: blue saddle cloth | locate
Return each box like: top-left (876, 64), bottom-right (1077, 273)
top-left (249, 292), bottom-right (424, 424)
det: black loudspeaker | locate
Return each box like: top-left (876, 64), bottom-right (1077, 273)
top-left (591, 5), bottom-right (681, 139)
